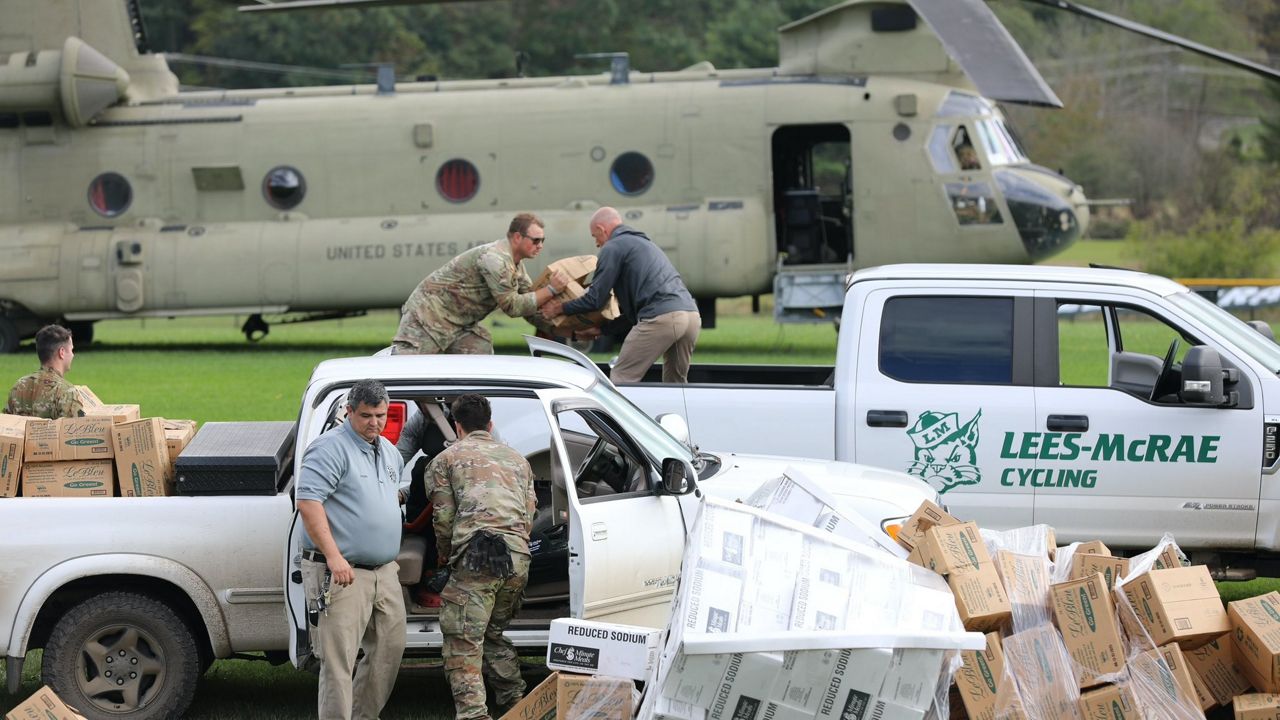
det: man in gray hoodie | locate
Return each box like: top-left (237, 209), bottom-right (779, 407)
top-left (542, 206), bottom-right (701, 383)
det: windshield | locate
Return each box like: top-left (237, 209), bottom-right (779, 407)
top-left (1168, 291), bottom-right (1280, 373)
top-left (974, 117), bottom-right (1029, 166)
top-left (585, 381), bottom-right (693, 463)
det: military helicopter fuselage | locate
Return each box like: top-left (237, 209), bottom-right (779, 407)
top-left (0, 0), bottom-right (1090, 349)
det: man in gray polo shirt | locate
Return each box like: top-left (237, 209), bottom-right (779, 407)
top-left (298, 379), bottom-right (406, 720)
top-left (541, 206), bottom-right (701, 383)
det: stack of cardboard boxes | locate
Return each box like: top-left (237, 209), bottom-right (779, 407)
top-left (0, 387), bottom-right (197, 499)
top-left (533, 256), bottom-right (621, 333)
top-left (896, 499), bottom-right (1280, 720)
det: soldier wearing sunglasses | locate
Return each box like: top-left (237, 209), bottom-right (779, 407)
top-left (392, 212), bottom-right (569, 355)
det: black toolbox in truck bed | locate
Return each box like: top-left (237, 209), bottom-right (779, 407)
top-left (176, 421), bottom-right (296, 496)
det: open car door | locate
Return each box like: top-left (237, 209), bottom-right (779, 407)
top-left (537, 388), bottom-right (699, 627)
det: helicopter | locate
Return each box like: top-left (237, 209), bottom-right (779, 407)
top-left (0, 0), bottom-right (1273, 352)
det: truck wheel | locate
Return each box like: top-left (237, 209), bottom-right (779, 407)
top-left (42, 592), bottom-right (200, 720)
top-left (0, 316), bottom-right (17, 354)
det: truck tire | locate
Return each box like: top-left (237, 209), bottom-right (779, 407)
top-left (42, 592), bottom-right (201, 720)
top-left (0, 316), bottom-right (17, 354)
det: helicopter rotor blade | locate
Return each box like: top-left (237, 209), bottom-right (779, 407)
top-left (1021, 0), bottom-right (1280, 84)
top-left (906, 0), bottom-right (1063, 107)
top-left (238, 0), bottom-right (488, 11)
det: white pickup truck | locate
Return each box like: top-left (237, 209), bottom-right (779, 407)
top-left (2, 343), bottom-right (935, 720)
top-left (620, 264), bottom-right (1280, 559)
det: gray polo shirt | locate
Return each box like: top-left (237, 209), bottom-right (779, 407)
top-left (297, 421), bottom-right (404, 565)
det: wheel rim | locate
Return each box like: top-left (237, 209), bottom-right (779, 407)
top-left (75, 623), bottom-right (168, 713)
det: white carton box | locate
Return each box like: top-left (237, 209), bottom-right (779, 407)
top-left (684, 567), bottom-right (743, 634)
top-left (546, 618), bottom-right (662, 681)
top-left (708, 652), bottom-right (785, 720)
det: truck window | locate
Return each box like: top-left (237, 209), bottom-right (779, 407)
top-left (879, 296), bottom-right (1014, 384)
top-left (555, 408), bottom-right (653, 500)
top-left (1057, 302), bottom-right (1196, 394)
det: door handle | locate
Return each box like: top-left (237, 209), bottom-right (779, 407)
top-left (1047, 414), bottom-right (1089, 432)
top-left (591, 522), bottom-right (608, 541)
top-left (867, 410), bottom-right (908, 428)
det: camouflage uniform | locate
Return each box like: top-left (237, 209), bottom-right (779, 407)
top-left (393, 239), bottom-right (542, 355)
top-left (5, 367), bottom-right (84, 419)
top-left (428, 430), bottom-right (537, 720)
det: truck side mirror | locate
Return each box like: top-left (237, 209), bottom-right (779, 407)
top-left (660, 457), bottom-right (696, 495)
top-left (1180, 346), bottom-right (1236, 407)
top-left (657, 413), bottom-right (690, 445)
top-left (1248, 320), bottom-right (1277, 343)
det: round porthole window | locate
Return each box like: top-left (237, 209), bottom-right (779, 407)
top-left (87, 172), bottom-right (132, 217)
top-left (436, 159), bottom-right (480, 203)
top-left (262, 166), bottom-right (306, 210)
top-left (609, 152), bottom-right (654, 196)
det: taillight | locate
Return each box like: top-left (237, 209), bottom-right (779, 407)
top-left (382, 401), bottom-right (406, 444)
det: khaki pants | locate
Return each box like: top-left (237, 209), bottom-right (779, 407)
top-left (611, 310), bottom-right (701, 383)
top-left (304, 559), bottom-right (407, 720)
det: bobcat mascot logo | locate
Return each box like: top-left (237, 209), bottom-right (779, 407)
top-left (906, 409), bottom-right (982, 494)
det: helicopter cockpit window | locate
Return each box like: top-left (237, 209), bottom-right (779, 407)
top-left (87, 172), bottom-right (132, 218)
top-left (975, 118), bottom-right (1029, 166)
top-left (436, 159), bottom-right (480, 203)
top-left (262, 166), bottom-right (306, 210)
top-left (935, 91), bottom-right (986, 119)
top-left (953, 127), bottom-right (981, 171)
top-left (927, 126), bottom-right (957, 174)
top-left (609, 152), bottom-right (654, 196)
top-left (945, 182), bottom-right (1003, 226)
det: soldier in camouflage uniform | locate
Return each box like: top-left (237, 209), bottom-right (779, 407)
top-left (392, 212), bottom-right (570, 354)
top-left (428, 394), bottom-right (537, 720)
top-left (5, 324), bottom-right (86, 419)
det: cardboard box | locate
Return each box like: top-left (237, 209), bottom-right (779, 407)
top-left (1120, 565), bottom-right (1229, 648)
top-left (949, 565), bottom-right (1012, 632)
top-left (1077, 682), bottom-right (1138, 720)
top-left (1051, 573), bottom-right (1125, 687)
top-left (58, 416), bottom-right (115, 460)
top-left (955, 632), bottom-right (1005, 720)
top-left (994, 550), bottom-right (1051, 625)
top-left (535, 255), bottom-right (621, 331)
top-left (1191, 656), bottom-right (1219, 710)
top-left (500, 672), bottom-right (633, 720)
top-left (26, 417), bottom-right (114, 462)
top-left (895, 499), bottom-right (960, 552)
top-left (0, 414), bottom-right (25, 497)
top-left (99, 404), bottom-right (141, 425)
top-left (113, 418), bottom-right (172, 497)
top-left (162, 419), bottom-right (197, 474)
top-left (74, 385), bottom-right (103, 411)
top-left (1000, 626), bottom-right (1082, 720)
top-left (1069, 554), bottom-right (1129, 588)
top-left (1075, 540), bottom-right (1111, 557)
top-left (4, 685), bottom-right (86, 720)
top-left (22, 460), bottom-right (115, 497)
top-left (915, 522), bottom-right (991, 576)
top-left (23, 418), bottom-right (58, 462)
top-left (1187, 635), bottom-right (1253, 708)
top-left (1155, 544), bottom-right (1187, 570)
top-left (1235, 693), bottom-right (1280, 720)
top-left (1143, 642), bottom-right (1206, 712)
top-left (1230, 592), bottom-right (1280, 693)
top-left (546, 618), bottom-right (661, 681)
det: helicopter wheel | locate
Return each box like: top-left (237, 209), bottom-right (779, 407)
top-left (67, 320), bottom-right (95, 348)
top-left (241, 314), bottom-right (270, 343)
top-left (0, 315), bottom-right (18, 354)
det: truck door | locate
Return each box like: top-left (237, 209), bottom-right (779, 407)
top-left (1031, 293), bottom-right (1261, 548)
top-left (852, 288), bottom-right (1037, 529)
top-left (539, 390), bottom-right (691, 628)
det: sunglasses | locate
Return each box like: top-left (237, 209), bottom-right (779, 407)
top-left (524, 233), bottom-right (545, 246)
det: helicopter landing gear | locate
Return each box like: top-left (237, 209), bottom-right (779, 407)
top-left (0, 315), bottom-right (18, 354)
top-left (242, 314), bottom-right (270, 342)
top-left (66, 320), bottom-right (95, 348)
